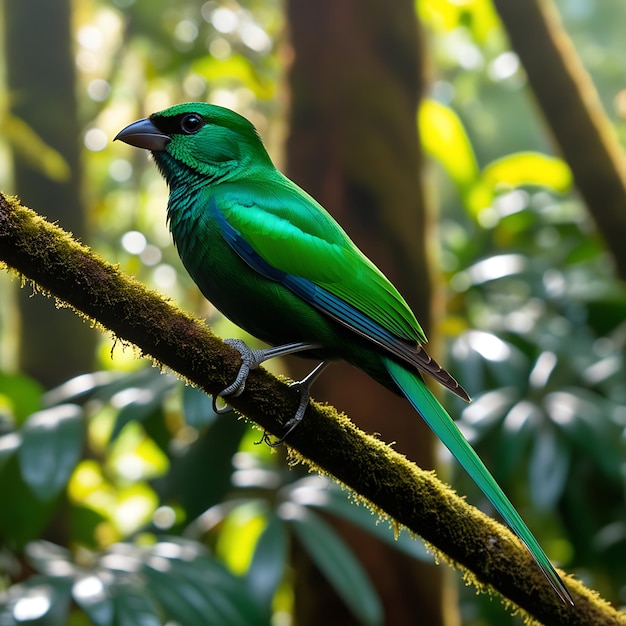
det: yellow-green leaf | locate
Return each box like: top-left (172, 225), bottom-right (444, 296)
top-left (191, 55), bottom-right (274, 99)
top-left (419, 98), bottom-right (490, 212)
top-left (481, 151), bottom-right (573, 194)
top-left (1, 114), bottom-right (71, 182)
top-left (216, 500), bottom-right (268, 575)
top-left (417, 0), bottom-right (500, 43)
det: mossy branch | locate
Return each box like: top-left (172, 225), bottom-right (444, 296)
top-left (0, 193), bottom-right (621, 625)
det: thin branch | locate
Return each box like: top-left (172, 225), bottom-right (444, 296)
top-left (493, 0), bottom-right (626, 282)
top-left (0, 193), bottom-right (621, 625)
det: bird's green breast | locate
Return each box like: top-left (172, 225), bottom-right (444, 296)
top-left (166, 187), bottom-right (396, 390)
top-left (167, 187), bottom-right (328, 346)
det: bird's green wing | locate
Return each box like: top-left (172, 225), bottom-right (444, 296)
top-left (216, 175), bottom-right (427, 345)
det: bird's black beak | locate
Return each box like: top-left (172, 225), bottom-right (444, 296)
top-left (114, 118), bottom-right (171, 151)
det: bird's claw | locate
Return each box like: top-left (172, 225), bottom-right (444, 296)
top-left (212, 338), bottom-right (269, 414)
top-left (257, 381), bottom-right (311, 447)
top-left (212, 338), bottom-right (328, 446)
top-left (256, 361), bottom-right (330, 447)
top-left (212, 396), bottom-right (232, 414)
top-left (212, 339), bottom-right (324, 415)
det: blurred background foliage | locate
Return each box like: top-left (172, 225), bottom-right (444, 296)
top-left (0, 0), bottom-right (624, 624)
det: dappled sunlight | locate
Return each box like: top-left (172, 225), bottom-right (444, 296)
top-left (13, 591), bottom-right (51, 622)
top-left (529, 351), bottom-right (557, 389)
top-left (502, 400), bottom-right (538, 433)
top-left (43, 372), bottom-right (115, 406)
top-left (72, 575), bottom-right (107, 604)
top-left (487, 51), bottom-right (520, 81)
top-left (152, 505), bottom-right (177, 530)
top-left (543, 392), bottom-right (582, 428)
top-left (99, 550), bottom-right (140, 574)
top-left (287, 476), bottom-right (333, 507)
top-left (107, 423), bottom-right (169, 481)
top-left (460, 388), bottom-right (517, 428)
top-left (452, 254), bottom-right (527, 290)
top-left (0, 432), bottom-right (21, 454)
top-left (453, 329), bottom-right (511, 362)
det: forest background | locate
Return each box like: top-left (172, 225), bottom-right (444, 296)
top-left (0, 0), bottom-right (625, 624)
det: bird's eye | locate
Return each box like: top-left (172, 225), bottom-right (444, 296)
top-left (180, 114), bottom-right (204, 134)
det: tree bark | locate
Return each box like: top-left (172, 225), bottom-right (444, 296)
top-left (4, 0), bottom-right (97, 386)
top-left (285, 1), bottom-right (456, 623)
top-left (493, 0), bottom-right (626, 282)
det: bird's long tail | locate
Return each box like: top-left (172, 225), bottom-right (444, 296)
top-left (382, 357), bottom-right (573, 605)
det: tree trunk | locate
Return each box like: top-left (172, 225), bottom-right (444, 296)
top-left (4, 0), bottom-right (97, 387)
top-left (493, 0), bottom-right (626, 282)
top-left (285, 1), bottom-right (458, 624)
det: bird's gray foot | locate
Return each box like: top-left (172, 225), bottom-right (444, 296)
top-left (213, 339), bottom-right (322, 414)
top-left (260, 361), bottom-right (330, 447)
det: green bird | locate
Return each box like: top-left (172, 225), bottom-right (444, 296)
top-left (115, 102), bottom-right (572, 605)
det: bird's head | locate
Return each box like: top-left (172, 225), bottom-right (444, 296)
top-left (114, 102), bottom-right (271, 184)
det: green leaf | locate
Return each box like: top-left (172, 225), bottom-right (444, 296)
top-left (109, 388), bottom-right (163, 442)
top-left (418, 98), bottom-right (491, 214)
top-left (111, 483), bottom-right (159, 536)
top-left (585, 294), bottom-right (626, 338)
top-left (68, 504), bottom-right (108, 550)
top-left (0, 371), bottom-right (44, 424)
top-left (529, 426), bottom-right (570, 511)
top-left (481, 152), bottom-right (572, 194)
top-left (288, 479), bottom-right (431, 562)
top-left (96, 370), bottom-right (177, 448)
top-left (25, 540), bottom-right (73, 574)
top-left (182, 384), bottom-right (219, 429)
top-left (286, 504), bottom-right (383, 626)
top-left (0, 450), bottom-right (58, 547)
top-left (1, 113), bottom-right (71, 182)
top-left (142, 546), bottom-right (261, 626)
top-left (545, 390), bottom-right (622, 480)
top-left (495, 401), bottom-right (539, 483)
top-left (0, 432), bottom-right (21, 472)
top-left (0, 575), bottom-right (73, 625)
top-left (73, 574), bottom-right (113, 626)
top-left (451, 331), bottom-right (529, 394)
top-left (18, 404), bottom-right (84, 501)
top-left (162, 412), bottom-right (246, 519)
top-left (191, 55), bottom-right (274, 99)
top-left (460, 388), bottom-right (519, 436)
top-left (143, 562), bottom-right (207, 625)
top-left (44, 371), bottom-right (118, 406)
top-left (246, 511), bottom-right (287, 610)
top-left (110, 581), bottom-right (161, 626)
top-left (216, 500), bottom-right (268, 575)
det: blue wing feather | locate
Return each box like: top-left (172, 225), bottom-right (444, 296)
top-left (217, 206), bottom-right (394, 343)
top-left (215, 204), bottom-right (453, 379)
